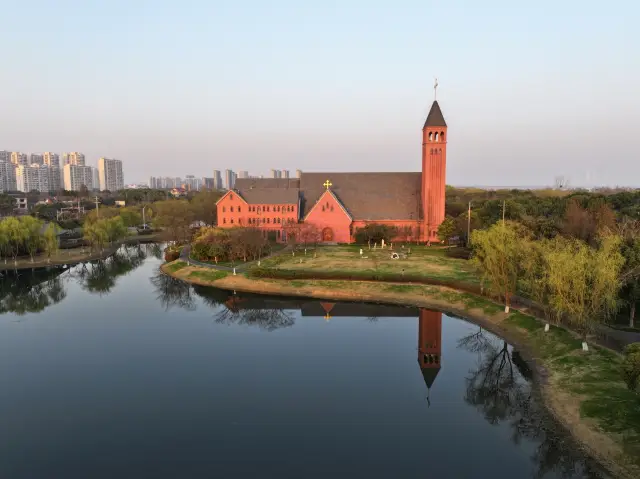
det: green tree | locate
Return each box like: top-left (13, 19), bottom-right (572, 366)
top-left (43, 223), bottom-right (60, 262)
top-left (546, 233), bottom-right (624, 344)
top-left (152, 200), bottom-right (195, 244)
top-left (20, 216), bottom-right (44, 262)
top-left (190, 190), bottom-right (222, 226)
top-left (619, 223), bottom-right (640, 328)
top-left (471, 221), bottom-right (528, 312)
top-left (0, 221), bottom-right (9, 264)
top-left (437, 216), bottom-right (456, 244)
top-left (119, 207), bottom-right (142, 227)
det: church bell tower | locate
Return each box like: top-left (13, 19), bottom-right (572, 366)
top-left (421, 93), bottom-right (447, 242)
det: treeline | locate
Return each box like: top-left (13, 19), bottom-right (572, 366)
top-left (444, 187), bottom-right (640, 243)
top-left (471, 220), bottom-right (640, 331)
top-left (0, 216), bottom-right (59, 263)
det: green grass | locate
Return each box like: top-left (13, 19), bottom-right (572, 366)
top-left (165, 261), bottom-right (188, 273)
top-left (187, 270), bottom-right (228, 281)
top-left (505, 312), bottom-right (640, 464)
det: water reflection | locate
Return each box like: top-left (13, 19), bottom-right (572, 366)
top-left (459, 326), bottom-right (597, 478)
top-left (0, 268), bottom-right (68, 316)
top-left (0, 244), bottom-right (157, 315)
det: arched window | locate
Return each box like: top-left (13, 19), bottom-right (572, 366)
top-left (230, 218), bottom-right (234, 224)
top-left (238, 206), bottom-right (241, 212)
top-left (439, 148), bottom-right (442, 155)
top-left (230, 193), bottom-right (233, 200)
top-left (440, 131), bottom-right (445, 141)
top-left (223, 218), bottom-right (226, 224)
top-left (230, 206), bottom-right (234, 212)
top-left (322, 206), bottom-right (325, 212)
top-left (428, 132), bottom-right (433, 141)
top-left (435, 132), bottom-right (439, 142)
top-left (273, 217), bottom-right (276, 223)
top-left (222, 206), bottom-right (226, 212)
top-left (330, 206), bottom-right (334, 212)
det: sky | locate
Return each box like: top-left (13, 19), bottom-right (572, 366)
top-left (0, 1), bottom-right (637, 187)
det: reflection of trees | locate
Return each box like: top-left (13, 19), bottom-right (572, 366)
top-left (0, 268), bottom-right (67, 316)
top-left (192, 286), bottom-right (295, 331)
top-left (214, 305), bottom-right (295, 331)
top-left (74, 245), bottom-right (147, 295)
top-left (150, 270), bottom-right (196, 311)
top-left (459, 328), bottom-right (597, 478)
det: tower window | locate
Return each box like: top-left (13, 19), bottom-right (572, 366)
top-left (435, 132), bottom-right (439, 142)
top-left (428, 132), bottom-right (433, 141)
top-left (440, 131), bottom-right (445, 141)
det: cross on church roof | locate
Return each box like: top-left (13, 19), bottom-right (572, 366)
top-left (323, 180), bottom-right (332, 190)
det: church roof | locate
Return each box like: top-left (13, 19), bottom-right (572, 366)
top-left (421, 366), bottom-right (440, 389)
top-left (299, 172), bottom-right (423, 221)
top-left (237, 187), bottom-right (299, 205)
top-left (235, 178), bottom-right (300, 190)
top-left (423, 101), bottom-right (447, 128)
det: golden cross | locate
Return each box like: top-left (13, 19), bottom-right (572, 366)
top-left (323, 180), bottom-right (332, 190)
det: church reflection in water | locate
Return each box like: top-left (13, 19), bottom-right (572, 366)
top-left (187, 286), bottom-right (443, 399)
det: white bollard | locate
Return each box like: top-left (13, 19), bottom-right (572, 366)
top-left (504, 305), bottom-right (510, 313)
top-left (544, 323), bottom-right (550, 332)
top-left (360, 248), bottom-right (363, 256)
top-left (582, 342), bottom-right (589, 352)
top-left (233, 267), bottom-right (236, 276)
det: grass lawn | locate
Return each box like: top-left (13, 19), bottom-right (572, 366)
top-left (255, 244), bottom-right (477, 283)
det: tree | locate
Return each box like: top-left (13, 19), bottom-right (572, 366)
top-left (118, 207), bottom-right (142, 227)
top-left (0, 221), bottom-right (9, 264)
top-left (79, 184), bottom-right (89, 197)
top-left (21, 216), bottom-right (44, 262)
top-left (190, 191), bottom-right (222, 226)
top-left (354, 223), bottom-right (398, 246)
top-left (3, 217), bottom-right (28, 265)
top-left (43, 223), bottom-right (60, 262)
top-left (471, 221), bottom-right (529, 312)
top-left (152, 200), bottom-right (195, 244)
top-left (546, 233), bottom-right (624, 344)
top-left (618, 221), bottom-right (640, 328)
top-left (437, 216), bottom-right (456, 244)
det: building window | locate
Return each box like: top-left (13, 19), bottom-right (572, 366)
top-left (230, 193), bottom-right (233, 199)
top-left (238, 206), bottom-right (241, 212)
top-left (222, 206), bottom-right (226, 212)
top-left (223, 218), bottom-right (226, 224)
top-left (322, 206), bottom-right (325, 212)
top-left (230, 206), bottom-right (234, 212)
top-left (330, 206), bottom-right (334, 212)
top-left (230, 218), bottom-right (234, 224)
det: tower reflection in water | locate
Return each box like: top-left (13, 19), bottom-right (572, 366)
top-left (418, 309), bottom-right (442, 405)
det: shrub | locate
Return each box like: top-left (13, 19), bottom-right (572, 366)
top-left (164, 249), bottom-right (180, 262)
top-left (622, 343), bottom-right (640, 391)
top-left (446, 247), bottom-right (472, 260)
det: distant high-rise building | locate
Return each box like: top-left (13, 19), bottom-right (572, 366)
top-left (63, 152), bottom-right (86, 166)
top-left (0, 161), bottom-right (17, 192)
top-left (92, 167), bottom-right (100, 191)
top-left (213, 170), bottom-right (222, 189)
top-left (239, 170), bottom-right (249, 179)
top-left (11, 152), bottom-right (28, 166)
top-left (149, 176), bottom-right (158, 189)
top-left (270, 169), bottom-right (278, 179)
top-left (0, 151), bottom-right (10, 163)
top-left (296, 169), bottom-right (302, 178)
top-left (43, 152), bottom-right (60, 167)
top-left (29, 153), bottom-right (44, 165)
top-left (224, 169), bottom-right (236, 189)
top-left (16, 164), bottom-right (51, 193)
top-left (184, 175), bottom-right (201, 191)
top-left (98, 157), bottom-right (124, 191)
top-left (202, 177), bottom-right (214, 190)
top-left (63, 164), bottom-right (93, 191)
top-left (42, 153), bottom-right (62, 191)
top-left (282, 170), bottom-right (290, 179)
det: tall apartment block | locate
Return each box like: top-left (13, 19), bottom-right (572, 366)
top-left (296, 169), bottom-right (302, 178)
top-left (213, 170), bottom-right (222, 190)
top-left (282, 170), bottom-right (290, 178)
top-left (11, 152), bottom-right (28, 166)
top-left (16, 164), bottom-right (51, 193)
top-left (98, 157), bottom-right (124, 191)
top-left (63, 164), bottom-right (93, 191)
top-left (29, 153), bottom-right (44, 165)
top-left (238, 171), bottom-right (249, 179)
top-left (0, 151), bottom-right (10, 163)
top-left (43, 152), bottom-right (61, 191)
top-left (224, 169), bottom-right (236, 189)
top-left (63, 152), bottom-right (86, 166)
top-left (0, 161), bottom-right (17, 192)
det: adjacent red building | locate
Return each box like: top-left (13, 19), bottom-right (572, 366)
top-left (216, 101), bottom-right (448, 243)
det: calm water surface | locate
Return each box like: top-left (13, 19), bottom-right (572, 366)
top-left (0, 245), bottom-right (607, 478)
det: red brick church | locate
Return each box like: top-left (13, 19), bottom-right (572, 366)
top-left (216, 100), bottom-right (448, 243)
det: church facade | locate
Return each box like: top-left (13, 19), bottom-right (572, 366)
top-left (216, 101), bottom-right (448, 243)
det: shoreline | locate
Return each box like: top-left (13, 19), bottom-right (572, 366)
top-left (0, 235), bottom-right (163, 272)
top-left (161, 261), bottom-right (639, 479)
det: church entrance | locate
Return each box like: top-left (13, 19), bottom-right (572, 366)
top-left (322, 227), bottom-right (334, 242)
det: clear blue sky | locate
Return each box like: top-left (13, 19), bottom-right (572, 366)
top-left (0, 1), bottom-right (637, 186)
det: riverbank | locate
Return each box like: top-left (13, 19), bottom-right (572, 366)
top-left (162, 260), bottom-right (640, 479)
top-left (0, 234), bottom-right (165, 272)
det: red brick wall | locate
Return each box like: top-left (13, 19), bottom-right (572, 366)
top-left (304, 191), bottom-right (352, 243)
top-left (422, 127), bottom-right (447, 241)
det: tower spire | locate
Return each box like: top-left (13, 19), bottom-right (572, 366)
top-left (434, 77), bottom-right (438, 101)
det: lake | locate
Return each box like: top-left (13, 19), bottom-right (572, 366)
top-left (0, 245), bottom-right (607, 478)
